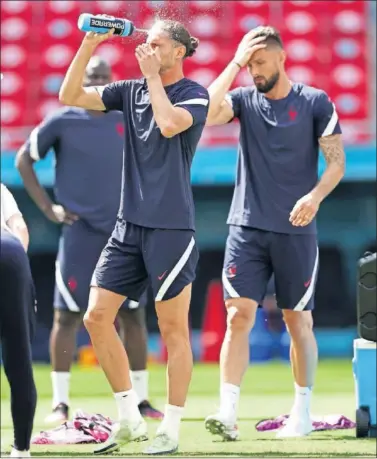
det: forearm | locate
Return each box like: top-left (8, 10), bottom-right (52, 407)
top-left (207, 62), bottom-right (240, 120)
top-left (59, 42), bottom-right (95, 104)
top-left (146, 75), bottom-right (179, 130)
top-left (16, 151), bottom-right (53, 214)
top-left (312, 134), bottom-right (345, 202)
top-left (311, 164), bottom-right (344, 202)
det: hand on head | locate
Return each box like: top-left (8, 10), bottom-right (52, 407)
top-left (234, 29), bottom-right (267, 68)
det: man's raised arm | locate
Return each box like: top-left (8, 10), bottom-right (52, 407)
top-left (59, 31), bottom-right (113, 110)
top-left (206, 31), bottom-right (266, 126)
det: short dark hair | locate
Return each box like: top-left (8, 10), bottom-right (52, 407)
top-left (157, 19), bottom-right (199, 58)
top-left (253, 26), bottom-right (284, 48)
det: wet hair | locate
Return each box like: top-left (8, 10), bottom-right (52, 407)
top-left (252, 25), bottom-right (284, 49)
top-left (157, 19), bottom-right (199, 58)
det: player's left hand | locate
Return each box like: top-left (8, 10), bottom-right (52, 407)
top-left (289, 193), bottom-right (321, 227)
top-left (135, 44), bottom-right (161, 78)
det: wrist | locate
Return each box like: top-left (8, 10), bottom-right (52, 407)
top-left (41, 201), bottom-right (53, 213)
top-left (231, 61), bottom-right (242, 71)
top-left (80, 40), bottom-right (98, 52)
top-left (145, 74), bottom-right (161, 83)
top-left (311, 189), bottom-right (324, 204)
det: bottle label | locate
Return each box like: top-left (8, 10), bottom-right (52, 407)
top-left (89, 17), bottom-right (125, 31)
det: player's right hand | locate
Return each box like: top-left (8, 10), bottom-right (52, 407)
top-left (45, 204), bottom-right (79, 225)
top-left (234, 31), bottom-right (267, 68)
top-left (83, 29), bottom-right (114, 47)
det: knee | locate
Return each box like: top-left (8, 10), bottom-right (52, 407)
top-left (83, 306), bottom-right (108, 333)
top-left (53, 310), bottom-right (81, 331)
top-left (225, 300), bottom-right (256, 334)
top-left (283, 310), bottom-right (313, 340)
top-left (119, 307), bottom-right (146, 331)
top-left (158, 317), bottom-right (189, 347)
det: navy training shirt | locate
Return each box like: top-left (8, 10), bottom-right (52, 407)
top-left (100, 78), bottom-right (209, 231)
top-left (226, 83), bottom-right (342, 234)
top-left (24, 107), bottom-right (124, 234)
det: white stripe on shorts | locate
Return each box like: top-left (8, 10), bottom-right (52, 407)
top-left (155, 237), bottom-right (195, 302)
top-left (55, 260), bottom-right (80, 312)
top-left (222, 270), bottom-right (240, 298)
top-left (293, 245), bottom-right (319, 311)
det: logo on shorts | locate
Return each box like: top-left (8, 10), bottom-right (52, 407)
top-left (304, 278), bottom-right (311, 288)
top-left (227, 265), bottom-right (237, 279)
top-left (68, 277), bottom-right (77, 292)
top-left (116, 123), bottom-right (125, 136)
top-left (158, 270), bottom-right (168, 281)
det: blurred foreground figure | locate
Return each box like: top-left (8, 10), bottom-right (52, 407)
top-left (1, 183), bottom-right (37, 458)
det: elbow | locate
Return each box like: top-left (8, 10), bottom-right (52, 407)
top-left (160, 123), bottom-right (179, 139)
top-left (58, 85), bottom-right (79, 106)
top-left (58, 89), bottom-right (73, 106)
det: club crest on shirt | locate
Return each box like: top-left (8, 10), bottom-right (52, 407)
top-left (288, 107), bottom-right (297, 121)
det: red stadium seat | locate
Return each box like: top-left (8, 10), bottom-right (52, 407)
top-left (230, 1), bottom-right (273, 41)
top-left (0, 0), bottom-right (33, 19)
top-left (0, 0), bottom-right (373, 148)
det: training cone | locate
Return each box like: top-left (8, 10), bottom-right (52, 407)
top-left (201, 280), bottom-right (226, 362)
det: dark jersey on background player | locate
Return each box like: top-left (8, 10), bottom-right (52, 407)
top-left (18, 61), bottom-right (123, 234)
top-left (58, 19), bottom-right (209, 455)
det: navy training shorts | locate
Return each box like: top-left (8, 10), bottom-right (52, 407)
top-left (92, 219), bottom-right (198, 301)
top-left (54, 220), bottom-right (139, 312)
top-left (223, 225), bottom-right (319, 311)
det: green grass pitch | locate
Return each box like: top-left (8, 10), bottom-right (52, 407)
top-left (1, 360), bottom-right (376, 457)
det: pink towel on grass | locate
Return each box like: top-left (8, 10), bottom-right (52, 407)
top-left (32, 411), bottom-right (113, 445)
top-left (256, 414), bottom-right (356, 432)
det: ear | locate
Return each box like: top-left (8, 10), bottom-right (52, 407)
top-left (175, 45), bottom-right (186, 60)
top-left (280, 50), bottom-right (286, 65)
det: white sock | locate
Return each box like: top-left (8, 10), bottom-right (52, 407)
top-left (157, 404), bottom-right (184, 442)
top-left (51, 371), bottom-right (70, 408)
top-left (291, 383), bottom-right (312, 417)
top-left (219, 383), bottom-right (240, 424)
top-left (130, 370), bottom-right (148, 404)
top-left (114, 389), bottom-right (142, 423)
top-left (10, 448), bottom-right (30, 457)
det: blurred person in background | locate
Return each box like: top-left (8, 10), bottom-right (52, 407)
top-left (205, 26), bottom-right (345, 440)
top-left (15, 57), bottom-right (163, 425)
top-left (1, 183), bottom-right (37, 458)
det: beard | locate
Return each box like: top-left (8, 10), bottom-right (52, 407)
top-left (254, 71), bottom-right (280, 93)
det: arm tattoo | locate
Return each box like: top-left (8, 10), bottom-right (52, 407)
top-left (318, 134), bottom-right (345, 169)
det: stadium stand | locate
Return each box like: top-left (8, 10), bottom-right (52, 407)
top-left (0, 0), bottom-right (374, 149)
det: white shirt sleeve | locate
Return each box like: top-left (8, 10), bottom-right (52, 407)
top-left (1, 183), bottom-right (22, 230)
